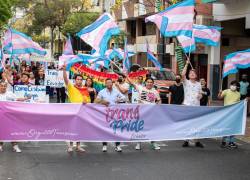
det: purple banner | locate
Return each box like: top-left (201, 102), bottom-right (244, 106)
top-left (0, 101), bottom-right (247, 142)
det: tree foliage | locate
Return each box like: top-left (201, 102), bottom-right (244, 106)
top-left (62, 12), bottom-right (99, 36)
top-left (13, 0), bottom-right (96, 54)
top-left (0, 0), bottom-right (15, 30)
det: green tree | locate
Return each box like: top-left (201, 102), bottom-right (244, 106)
top-left (0, 0), bottom-right (15, 31)
top-left (61, 12), bottom-right (99, 36)
top-left (14, 0), bottom-right (93, 55)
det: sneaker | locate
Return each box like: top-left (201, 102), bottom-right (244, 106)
top-left (67, 146), bottom-right (74, 153)
top-left (228, 142), bottom-right (238, 149)
top-left (13, 145), bottom-right (22, 153)
top-left (115, 145), bottom-right (122, 152)
top-left (0, 145), bottom-right (3, 152)
top-left (220, 141), bottom-right (227, 148)
top-left (135, 143), bottom-right (141, 150)
top-left (151, 142), bottom-right (160, 150)
top-left (182, 141), bottom-right (189, 147)
top-left (195, 142), bottom-right (204, 148)
top-left (102, 145), bottom-right (107, 152)
top-left (76, 146), bottom-right (86, 153)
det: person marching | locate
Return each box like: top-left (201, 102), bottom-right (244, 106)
top-left (127, 77), bottom-right (161, 150)
top-left (94, 78), bottom-right (126, 152)
top-left (218, 80), bottom-right (241, 148)
top-left (200, 78), bottom-right (211, 106)
top-left (181, 61), bottom-right (204, 148)
top-left (168, 74), bottom-right (184, 105)
top-left (0, 80), bottom-right (31, 153)
top-left (62, 65), bottom-right (91, 153)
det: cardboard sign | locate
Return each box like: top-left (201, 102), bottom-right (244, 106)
top-left (45, 69), bottom-right (68, 88)
top-left (14, 85), bottom-right (48, 103)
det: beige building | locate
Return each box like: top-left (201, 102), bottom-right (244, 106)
top-left (113, 0), bottom-right (216, 94)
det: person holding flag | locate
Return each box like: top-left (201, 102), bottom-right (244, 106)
top-left (181, 61), bottom-right (204, 148)
top-left (62, 65), bottom-right (91, 153)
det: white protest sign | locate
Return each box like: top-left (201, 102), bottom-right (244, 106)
top-left (14, 85), bottom-right (48, 103)
top-left (132, 87), bottom-right (140, 104)
top-left (45, 69), bottom-right (68, 88)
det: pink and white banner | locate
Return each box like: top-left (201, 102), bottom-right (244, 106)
top-left (0, 101), bottom-right (246, 142)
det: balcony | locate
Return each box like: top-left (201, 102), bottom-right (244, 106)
top-left (134, 3), bottom-right (156, 18)
top-left (136, 35), bottom-right (157, 53)
top-left (213, 0), bottom-right (250, 28)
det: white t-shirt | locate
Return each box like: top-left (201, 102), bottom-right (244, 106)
top-left (0, 91), bottom-right (17, 101)
top-left (97, 88), bottom-right (126, 105)
top-left (183, 79), bottom-right (201, 106)
top-left (138, 86), bottom-right (160, 104)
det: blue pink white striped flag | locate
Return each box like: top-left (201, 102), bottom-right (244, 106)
top-left (193, 24), bottom-right (222, 47)
top-left (3, 28), bottom-right (46, 56)
top-left (146, 41), bottom-right (163, 70)
top-left (0, 49), bottom-right (3, 72)
top-left (122, 38), bottom-right (130, 73)
top-left (177, 24), bottom-right (222, 53)
top-left (223, 49), bottom-right (250, 78)
top-left (177, 35), bottom-right (195, 53)
top-left (63, 36), bottom-right (74, 55)
top-left (105, 48), bottom-right (135, 60)
top-left (76, 13), bottom-right (120, 56)
top-left (145, 0), bottom-right (195, 38)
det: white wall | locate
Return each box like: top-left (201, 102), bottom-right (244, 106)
top-left (213, 0), bottom-right (250, 28)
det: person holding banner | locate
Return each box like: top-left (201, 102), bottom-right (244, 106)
top-left (0, 80), bottom-right (31, 153)
top-left (94, 78), bottom-right (126, 152)
top-left (218, 80), bottom-right (241, 148)
top-left (181, 61), bottom-right (204, 148)
top-left (62, 65), bottom-right (91, 153)
top-left (127, 77), bottom-right (161, 150)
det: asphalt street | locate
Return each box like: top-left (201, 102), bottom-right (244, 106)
top-left (0, 139), bottom-right (250, 180)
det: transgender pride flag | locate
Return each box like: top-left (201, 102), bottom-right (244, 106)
top-left (193, 24), bottom-right (222, 47)
top-left (145, 0), bottom-right (195, 37)
top-left (122, 38), bottom-right (130, 73)
top-left (223, 49), bottom-right (250, 78)
top-left (0, 49), bottom-right (3, 72)
top-left (177, 24), bottom-right (222, 53)
top-left (3, 28), bottom-right (46, 56)
top-left (177, 35), bottom-right (195, 53)
top-left (77, 13), bottom-right (120, 56)
top-left (63, 36), bottom-right (74, 55)
top-left (146, 41), bottom-right (163, 70)
top-left (106, 48), bottom-right (135, 60)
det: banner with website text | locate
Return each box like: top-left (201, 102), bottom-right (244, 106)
top-left (0, 101), bottom-right (247, 142)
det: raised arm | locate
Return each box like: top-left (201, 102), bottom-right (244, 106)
top-left (126, 76), bottom-right (139, 92)
top-left (115, 82), bottom-right (128, 94)
top-left (62, 65), bottom-right (69, 86)
top-left (182, 61), bottom-right (189, 81)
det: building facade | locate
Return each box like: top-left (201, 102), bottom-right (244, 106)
top-left (213, 0), bottom-right (250, 91)
top-left (113, 0), bottom-right (216, 96)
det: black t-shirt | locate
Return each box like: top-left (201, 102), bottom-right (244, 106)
top-left (200, 87), bottom-right (210, 106)
top-left (169, 84), bottom-right (184, 105)
top-left (35, 76), bottom-right (45, 86)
